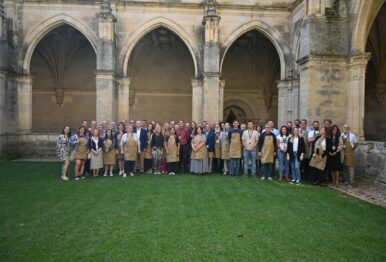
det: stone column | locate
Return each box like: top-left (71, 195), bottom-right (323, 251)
top-left (202, 0), bottom-right (222, 122)
top-left (191, 78), bottom-right (203, 123)
top-left (16, 75), bottom-right (33, 133)
top-left (347, 54), bottom-right (370, 140)
top-left (96, 0), bottom-right (117, 123)
top-left (277, 79), bottom-right (300, 127)
top-left (117, 77), bottom-right (130, 122)
top-left (0, 71), bottom-right (5, 135)
top-left (0, 1), bottom-right (4, 40)
top-left (219, 79), bottom-right (226, 121)
top-left (298, 56), bottom-right (348, 126)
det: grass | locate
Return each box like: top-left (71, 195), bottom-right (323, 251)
top-left (0, 162), bottom-right (385, 261)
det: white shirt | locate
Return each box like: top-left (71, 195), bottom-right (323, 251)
top-left (92, 137), bottom-right (99, 150)
top-left (320, 137), bottom-right (326, 151)
top-left (299, 127), bottom-right (311, 137)
top-left (242, 130), bottom-right (259, 147)
top-left (308, 129), bottom-right (320, 139)
top-left (341, 132), bottom-right (358, 148)
top-left (293, 137), bottom-right (299, 152)
top-left (120, 133), bottom-right (140, 148)
top-left (135, 128), bottom-right (141, 138)
top-left (276, 134), bottom-right (290, 151)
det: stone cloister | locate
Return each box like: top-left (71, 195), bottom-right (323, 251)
top-left (0, 0), bottom-right (385, 184)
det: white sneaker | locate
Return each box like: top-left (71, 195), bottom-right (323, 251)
top-left (130, 173), bottom-right (135, 177)
top-left (74, 177), bottom-right (80, 181)
top-left (119, 171), bottom-right (122, 176)
top-left (61, 176), bottom-right (69, 181)
top-left (261, 177), bottom-right (266, 180)
top-left (123, 173), bottom-right (127, 178)
top-left (103, 173), bottom-right (107, 177)
top-left (268, 177), bottom-right (272, 181)
top-left (110, 173), bottom-right (113, 177)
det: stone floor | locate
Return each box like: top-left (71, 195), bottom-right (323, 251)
top-left (330, 178), bottom-right (386, 208)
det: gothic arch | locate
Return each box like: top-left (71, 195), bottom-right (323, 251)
top-left (223, 99), bottom-right (254, 120)
top-left (351, 0), bottom-right (385, 54)
top-left (118, 17), bottom-right (200, 78)
top-left (220, 19), bottom-right (289, 80)
top-left (20, 14), bottom-right (98, 75)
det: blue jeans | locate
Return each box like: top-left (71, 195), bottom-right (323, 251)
top-left (229, 158), bottom-right (240, 176)
top-left (243, 149), bottom-right (257, 176)
top-left (291, 152), bottom-right (301, 182)
top-left (261, 163), bottom-right (272, 178)
top-left (277, 150), bottom-right (289, 178)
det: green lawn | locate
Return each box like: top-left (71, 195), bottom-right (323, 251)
top-left (0, 162), bottom-right (385, 261)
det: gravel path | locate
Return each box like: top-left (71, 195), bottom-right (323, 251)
top-left (330, 178), bottom-right (386, 208)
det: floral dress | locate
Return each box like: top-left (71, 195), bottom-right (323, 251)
top-left (56, 134), bottom-right (71, 161)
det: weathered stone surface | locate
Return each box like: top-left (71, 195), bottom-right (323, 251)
top-left (0, 0), bottom-right (385, 185)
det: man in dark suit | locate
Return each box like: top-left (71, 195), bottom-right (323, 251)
top-left (133, 120), bottom-right (148, 173)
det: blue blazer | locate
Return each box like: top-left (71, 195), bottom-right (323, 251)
top-left (133, 127), bottom-right (148, 151)
top-left (205, 130), bottom-right (216, 152)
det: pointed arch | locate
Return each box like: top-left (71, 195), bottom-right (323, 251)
top-left (118, 17), bottom-right (200, 78)
top-left (351, 0), bottom-right (385, 54)
top-left (220, 19), bottom-right (289, 80)
top-left (20, 14), bottom-right (98, 74)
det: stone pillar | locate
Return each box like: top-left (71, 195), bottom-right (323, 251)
top-left (0, 1), bottom-right (5, 40)
top-left (191, 78), bottom-right (203, 123)
top-left (347, 54), bottom-right (370, 140)
top-left (277, 79), bottom-right (300, 127)
top-left (219, 79), bottom-right (226, 121)
top-left (16, 75), bottom-right (33, 133)
top-left (117, 77), bottom-right (130, 122)
top-left (96, 0), bottom-right (117, 123)
top-left (202, 0), bottom-right (221, 122)
top-left (0, 71), bottom-right (5, 135)
top-left (298, 56), bottom-right (348, 126)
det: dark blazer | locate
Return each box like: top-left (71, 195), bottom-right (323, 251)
top-left (326, 136), bottom-right (340, 153)
top-left (114, 131), bottom-right (126, 149)
top-left (205, 130), bottom-right (216, 152)
top-left (88, 137), bottom-right (104, 151)
top-left (133, 127), bottom-right (148, 151)
top-left (151, 133), bottom-right (164, 148)
top-left (287, 136), bottom-right (305, 161)
top-left (257, 132), bottom-right (277, 153)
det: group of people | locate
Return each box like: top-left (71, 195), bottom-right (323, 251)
top-left (56, 118), bottom-right (358, 187)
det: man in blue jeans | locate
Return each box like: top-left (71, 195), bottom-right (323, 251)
top-left (242, 120), bottom-right (259, 177)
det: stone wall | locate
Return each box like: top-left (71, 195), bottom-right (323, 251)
top-left (0, 134), bottom-right (58, 160)
top-left (356, 141), bottom-right (386, 189)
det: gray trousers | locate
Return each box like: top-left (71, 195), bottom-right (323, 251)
top-left (343, 166), bottom-right (355, 186)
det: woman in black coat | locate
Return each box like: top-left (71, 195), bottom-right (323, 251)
top-left (287, 127), bottom-right (305, 185)
top-left (326, 125), bottom-right (343, 187)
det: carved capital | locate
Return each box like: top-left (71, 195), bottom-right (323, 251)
top-left (96, 0), bottom-right (117, 22)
